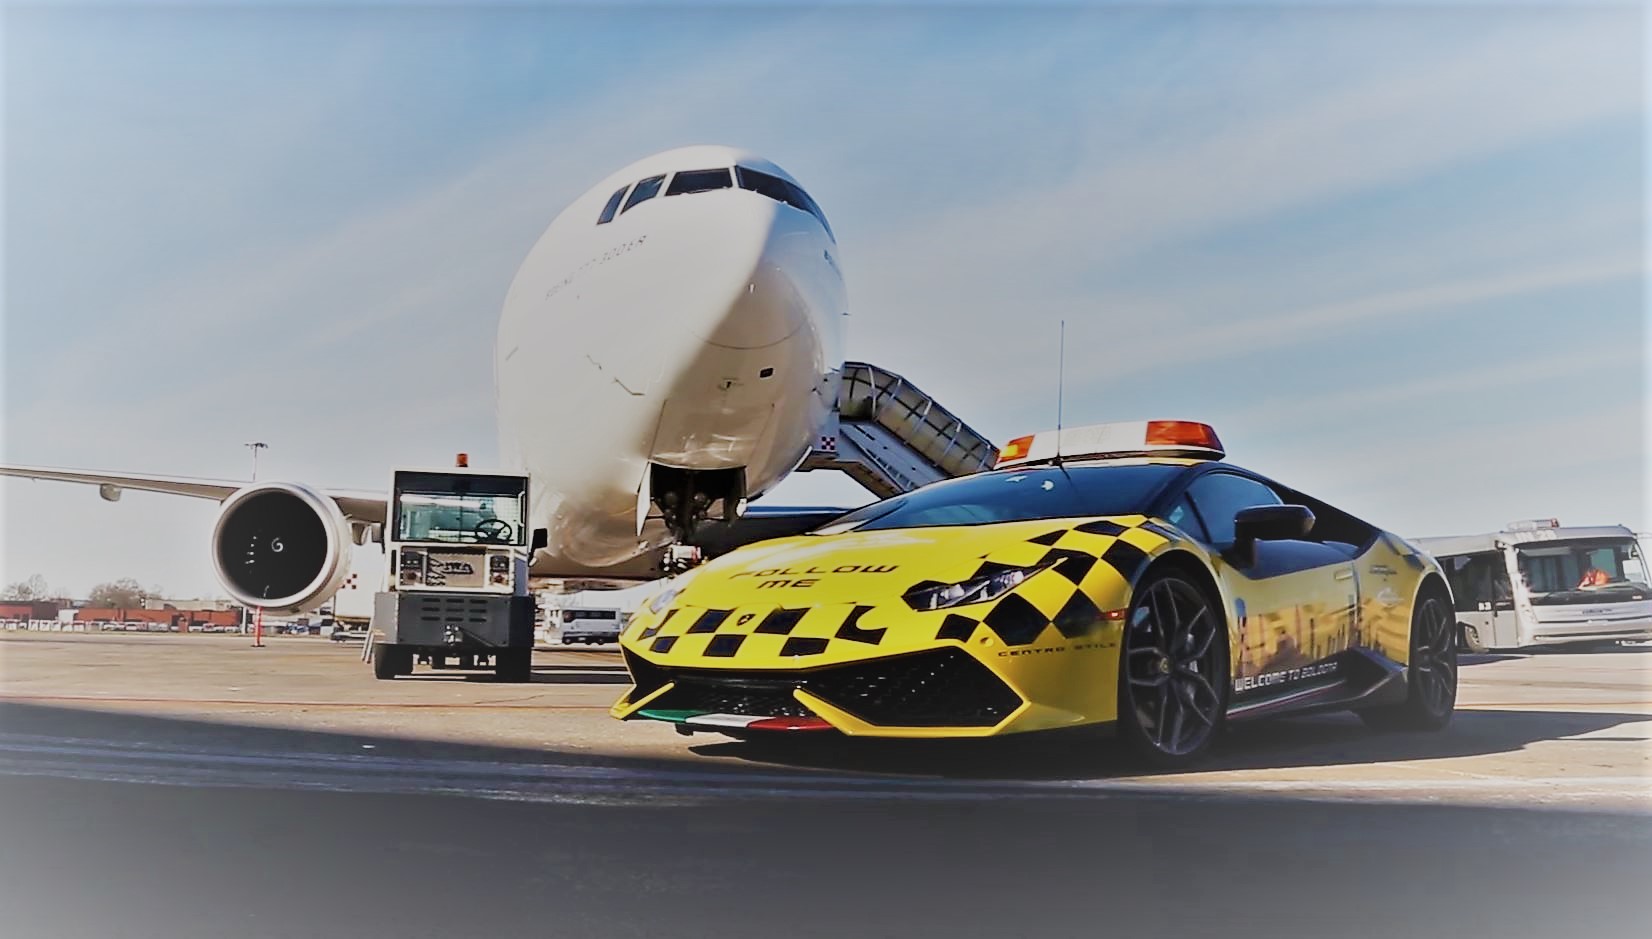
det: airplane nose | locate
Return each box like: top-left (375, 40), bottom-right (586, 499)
top-left (671, 196), bottom-right (806, 350)
top-left (699, 256), bottom-right (807, 349)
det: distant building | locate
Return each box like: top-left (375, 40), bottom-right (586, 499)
top-left (142, 597), bottom-right (237, 613)
top-left (69, 607), bottom-right (242, 630)
top-left (0, 601), bottom-right (59, 621)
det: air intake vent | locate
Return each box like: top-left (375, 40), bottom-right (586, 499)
top-left (649, 677), bottom-right (813, 718)
top-left (806, 647), bottom-right (1022, 727)
top-left (642, 648), bottom-right (1022, 728)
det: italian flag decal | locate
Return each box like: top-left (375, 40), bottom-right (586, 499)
top-left (637, 709), bottom-right (834, 732)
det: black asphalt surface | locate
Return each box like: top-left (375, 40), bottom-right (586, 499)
top-left (2, 703), bottom-right (1649, 939)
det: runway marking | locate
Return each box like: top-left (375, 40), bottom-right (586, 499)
top-left (0, 733), bottom-right (1645, 810)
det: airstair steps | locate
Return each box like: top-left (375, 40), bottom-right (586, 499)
top-left (801, 361), bottom-right (997, 498)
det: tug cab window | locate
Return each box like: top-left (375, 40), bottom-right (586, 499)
top-left (666, 168), bottom-right (733, 196)
top-left (622, 174), bottom-right (666, 213)
top-left (735, 166), bottom-right (834, 237)
top-left (596, 185), bottom-right (628, 225)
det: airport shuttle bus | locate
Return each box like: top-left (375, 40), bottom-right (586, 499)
top-left (369, 466), bottom-right (539, 681)
top-left (1417, 520), bottom-right (1651, 652)
top-left (549, 605), bottom-right (625, 645)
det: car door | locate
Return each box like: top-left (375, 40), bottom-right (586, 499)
top-left (1181, 472), bottom-right (1357, 683)
top-left (1351, 533), bottom-right (1437, 663)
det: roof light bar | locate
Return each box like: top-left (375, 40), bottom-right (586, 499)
top-left (998, 435), bottom-right (1034, 464)
top-left (996, 420), bottom-right (1225, 468)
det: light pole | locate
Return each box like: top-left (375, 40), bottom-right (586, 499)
top-left (244, 441), bottom-right (268, 481)
top-left (241, 441), bottom-right (268, 645)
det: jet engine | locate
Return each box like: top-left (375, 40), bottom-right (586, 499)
top-left (210, 482), bottom-right (352, 613)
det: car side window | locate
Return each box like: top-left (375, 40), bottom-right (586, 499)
top-left (1164, 496), bottom-right (1209, 542)
top-left (1185, 474), bottom-right (1283, 545)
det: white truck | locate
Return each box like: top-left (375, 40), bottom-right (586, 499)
top-left (368, 466), bottom-right (540, 681)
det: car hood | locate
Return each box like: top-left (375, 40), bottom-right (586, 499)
top-left (648, 513), bottom-right (1179, 621)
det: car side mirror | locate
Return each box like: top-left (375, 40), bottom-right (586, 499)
top-left (531, 528), bottom-right (549, 553)
top-left (1229, 504), bottom-right (1315, 566)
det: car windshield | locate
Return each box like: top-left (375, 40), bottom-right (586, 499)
top-left (1516, 538), bottom-right (1650, 604)
top-left (813, 463), bottom-right (1183, 534)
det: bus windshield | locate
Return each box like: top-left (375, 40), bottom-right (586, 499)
top-left (393, 472), bottom-right (527, 546)
top-left (1515, 538), bottom-right (1649, 604)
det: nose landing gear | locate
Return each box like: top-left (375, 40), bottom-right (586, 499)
top-left (650, 465), bottom-right (745, 545)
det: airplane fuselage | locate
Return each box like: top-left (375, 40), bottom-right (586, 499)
top-left (494, 146), bottom-right (846, 571)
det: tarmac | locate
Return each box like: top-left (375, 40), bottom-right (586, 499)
top-left (1, 631), bottom-right (1648, 938)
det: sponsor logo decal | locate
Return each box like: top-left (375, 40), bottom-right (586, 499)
top-left (998, 638), bottom-right (1117, 658)
top-left (1233, 659), bottom-right (1339, 694)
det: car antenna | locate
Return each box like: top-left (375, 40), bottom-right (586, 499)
top-left (1053, 319), bottom-right (1067, 468)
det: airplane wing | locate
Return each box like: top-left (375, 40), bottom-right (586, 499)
top-left (0, 464), bottom-right (388, 524)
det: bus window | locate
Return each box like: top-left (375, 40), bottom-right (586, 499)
top-left (1441, 552), bottom-right (1498, 611)
top-left (622, 175), bottom-right (666, 213)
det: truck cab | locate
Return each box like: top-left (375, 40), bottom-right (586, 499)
top-left (368, 466), bottom-right (538, 681)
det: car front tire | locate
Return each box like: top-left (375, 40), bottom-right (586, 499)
top-left (1116, 568), bottom-right (1229, 769)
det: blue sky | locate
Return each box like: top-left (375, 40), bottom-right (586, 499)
top-left (1, 1), bottom-right (1645, 598)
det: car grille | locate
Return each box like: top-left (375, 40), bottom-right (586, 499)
top-left (806, 648), bottom-right (1023, 727)
top-left (409, 594), bottom-right (492, 625)
top-left (648, 677), bottom-right (814, 718)
top-left (639, 648), bottom-right (1022, 728)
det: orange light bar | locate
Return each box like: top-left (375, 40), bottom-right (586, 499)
top-left (1145, 421), bottom-right (1221, 451)
top-left (998, 435), bottom-right (1034, 462)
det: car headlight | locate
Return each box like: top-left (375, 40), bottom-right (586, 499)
top-left (647, 571), bottom-right (698, 614)
top-left (902, 563), bottom-right (1052, 612)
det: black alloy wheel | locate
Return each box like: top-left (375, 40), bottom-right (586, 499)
top-left (1118, 571), bottom-right (1228, 768)
top-left (1360, 591), bottom-right (1456, 732)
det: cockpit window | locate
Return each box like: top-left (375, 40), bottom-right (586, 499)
top-left (666, 168), bottom-right (733, 196)
top-left (596, 185), bottom-right (628, 225)
top-left (735, 166), bottom-right (833, 238)
top-left (622, 174), bottom-right (666, 213)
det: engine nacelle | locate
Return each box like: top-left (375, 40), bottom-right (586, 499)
top-left (211, 482), bottom-right (352, 613)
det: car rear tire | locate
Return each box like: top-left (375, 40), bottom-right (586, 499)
top-left (495, 649), bottom-right (532, 683)
top-left (1359, 588), bottom-right (1456, 732)
top-left (372, 644), bottom-right (412, 681)
top-left (1116, 569), bottom-right (1228, 769)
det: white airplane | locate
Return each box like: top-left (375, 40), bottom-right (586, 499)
top-left (1, 145), bottom-right (855, 612)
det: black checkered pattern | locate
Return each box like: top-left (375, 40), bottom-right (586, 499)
top-left (638, 515), bottom-right (1178, 658)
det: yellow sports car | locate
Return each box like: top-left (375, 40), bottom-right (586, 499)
top-left (613, 420), bottom-right (1456, 766)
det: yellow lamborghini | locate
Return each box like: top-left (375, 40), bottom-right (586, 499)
top-left (612, 420), bottom-right (1456, 767)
